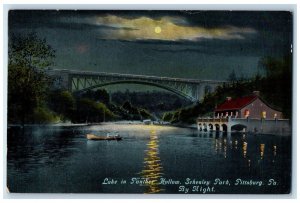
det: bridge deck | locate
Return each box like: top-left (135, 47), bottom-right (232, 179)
top-left (48, 68), bottom-right (227, 84)
top-left (46, 68), bottom-right (228, 101)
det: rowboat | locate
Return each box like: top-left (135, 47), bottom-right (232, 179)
top-left (86, 133), bottom-right (122, 141)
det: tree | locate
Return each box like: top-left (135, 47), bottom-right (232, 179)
top-left (139, 109), bottom-right (152, 120)
top-left (75, 98), bottom-right (115, 123)
top-left (9, 33), bottom-right (55, 68)
top-left (8, 64), bottom-right (50, 124)
top-left (162, 112), bottom-right (173, 121)
top-left (48, 90), bottom-right (75, 121)
top-left (260, 55), bottom-right (292, 118)
top-left (94, 89), bottom-right (110, 104)
top-left (33, 106), bottom-right (59, 124)
top-left (8, 33), bottom-right (55, 124)
top-left (122, 101), bottom-right (139, 114)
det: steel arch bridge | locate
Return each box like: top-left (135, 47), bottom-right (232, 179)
top-left (46, 69), bottom-right (227, 102)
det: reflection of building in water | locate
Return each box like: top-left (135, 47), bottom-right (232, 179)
top-left (242, 142), bottom-right (248, 158)
top-left (214, 137), bottom-right (222, 154)
top-left (140, 129), bottom-right (164, 194)
top-left (272, 145), bottom-right (277, 163)
top-left (213, 133), bottom-right (279, 169)
top-left (260, 144), bottom-right (265, 159)
top-left (223, 138), bottom-right (227, 158)
top-left (214, 137), bottom-right (229, 158)
top-left (234, 139), bottom-right (238, 150)
top-left (214, 139), bottom-right (218, 153)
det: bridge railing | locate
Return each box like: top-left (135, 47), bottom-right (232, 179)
top-left (47, 69), bottom-right (227, 84)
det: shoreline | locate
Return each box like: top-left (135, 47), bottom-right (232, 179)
top-left (7, 120), bottom-right (195, 127)
top-left (7, 122), bottom-right (291, 136)
top-left (7, 121), bottom-right (198, 132)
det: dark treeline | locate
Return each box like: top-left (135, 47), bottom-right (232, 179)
top-left (163, 55), bottom-right (292, 124)
top-left (27, 87), bottom-right (190, 124)
top-left (111, 90), bottom-right (191, 112)
top-left (47, 89), bottom-right (154, 123)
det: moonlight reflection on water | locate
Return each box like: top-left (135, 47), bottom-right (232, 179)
top-left (7, 123), bottom-right (291, 194)
top-left (140, 128), bottom-right (164, 194)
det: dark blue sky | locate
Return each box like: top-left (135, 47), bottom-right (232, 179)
top-left (9, 10), bottom-right (293, 80)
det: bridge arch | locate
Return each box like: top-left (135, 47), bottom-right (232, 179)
top-left (231, 124), bottom-right (247, 132)
top-left (73, 80), bottom-right (197, 102)
top-left (46, 69), bottom-right (227, 102)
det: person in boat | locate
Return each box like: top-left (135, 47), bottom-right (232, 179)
top-left (106, 132), bottom-right (121, 139)
top-left (114, 132), bottom-right (120, 138)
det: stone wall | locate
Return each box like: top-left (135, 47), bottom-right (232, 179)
top-left (197, 117), bottom-right (291, 135)
top-left (230, 118), bottom-right (291, 135)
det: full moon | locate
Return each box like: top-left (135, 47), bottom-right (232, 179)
top-left (154, 26), bottom-right (162, 34)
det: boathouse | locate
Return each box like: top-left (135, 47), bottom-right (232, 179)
top-left (197, 92), bottom-right (290, 135)
top-left (214, 92), bottom-right (283, 119)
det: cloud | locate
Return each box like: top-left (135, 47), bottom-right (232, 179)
top-left (90, 15), bottom-right (256, 41)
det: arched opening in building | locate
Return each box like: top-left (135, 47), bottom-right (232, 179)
top-left (231, 124), bottom-right (247, 132)
top-left (222, 124), bottom-right (228, 132)
top-left (203, 123), bottom-right (208, 132)
top-left (208, 123), bottom-right (213, 131)
top-left (215, 124), bottom-right (220, 131)
top-left (198, 123), bottom-right (202, 131)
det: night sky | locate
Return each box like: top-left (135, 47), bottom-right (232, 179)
top-left (8, 10), bottom-right (293, 80)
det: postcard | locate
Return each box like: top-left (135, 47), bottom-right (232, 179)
top-left (6, 9), bottom-right (293, 194)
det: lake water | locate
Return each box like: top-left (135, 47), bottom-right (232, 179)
top-left (7, 123), bottom-right (291, 194)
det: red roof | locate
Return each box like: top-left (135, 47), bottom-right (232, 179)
top-left (215, 95), bottom-right (258, 111)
